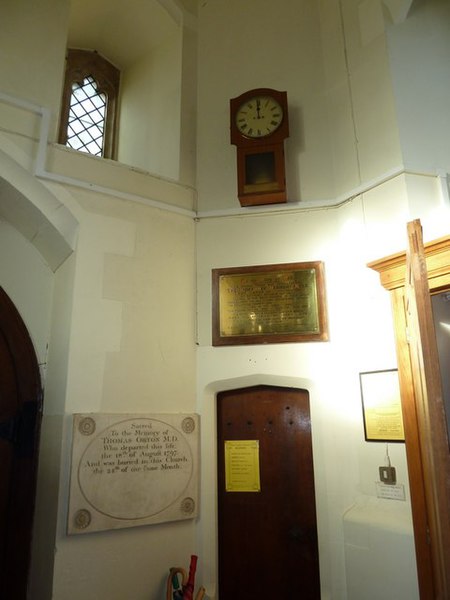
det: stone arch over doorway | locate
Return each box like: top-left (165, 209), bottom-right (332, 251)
top-left (0, 148), bottom-right (78, 271)
top-left (0, 148), bottom-right (78, 597)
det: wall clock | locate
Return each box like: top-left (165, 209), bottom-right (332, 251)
top-left (230, 88), bottom-right (289, 207)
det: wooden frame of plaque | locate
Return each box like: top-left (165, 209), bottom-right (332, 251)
top-left (212, 262), bottom-right (328, 346)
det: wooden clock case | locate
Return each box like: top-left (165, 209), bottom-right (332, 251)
top-left (230, 88), bottom-right (289, 207)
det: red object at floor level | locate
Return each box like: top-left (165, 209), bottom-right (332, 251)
top-left (182, 555), bottom-right (197, 600)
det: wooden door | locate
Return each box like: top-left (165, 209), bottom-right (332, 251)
top-left (405, 220), bottom-right (450, 597)
top-left (369, 220), bottom-right (450, 598)
top-left (217, 385), bottom-right (320, 599)
top-left (0, 287), bottom-right (42, 599)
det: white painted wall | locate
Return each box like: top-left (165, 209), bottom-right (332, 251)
top-left (0, 0), bottom-right (450, 599)
top-left (0, 0), bottom-right (69, 137)
top-left (0, 219), bottom-right (54, 366)
top-left (196, 0), bottom-right (334, 212)
top-left (195, 175), bottom-right (435, 598)
top-left (29, 253), bottom-right (75, 599)
top-left (46, 189), bottom-right (197, 600)
top-left (386, 0), bottom-right (450, 174)
top-left (194, 0), bottom-right (450, 598)
top-left (118, 32), bottom-right (183, 179)
top-left (0, 164), bottom-right (197, 600)
top-left (0, 0), bottom-right (192, 185)
top-left (0, 210), bottom-right (61, 600)
top-left (65, 0), bottom-right (194, 184)
top-left (196, 0), bottom-right (403, 215)
top-left (0, 2), bottom-right (198, 597)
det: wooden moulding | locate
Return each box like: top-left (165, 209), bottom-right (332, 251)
top-left (368, 233), bottom-right (450, 292)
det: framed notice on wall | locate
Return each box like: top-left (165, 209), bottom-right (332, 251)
top-left (212, 261), bottom-right (328, 346)
top-left (359, 369), bottom-right (405, 442)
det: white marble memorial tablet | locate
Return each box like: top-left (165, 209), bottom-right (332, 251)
top-left (67, 413), bottom-right (199, 534)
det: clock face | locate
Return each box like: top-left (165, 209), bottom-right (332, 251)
top-left (235, 95), bottom-right (284, 139)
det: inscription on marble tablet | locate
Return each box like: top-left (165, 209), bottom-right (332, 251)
top-left (68, 413), bottom-right (199, 534)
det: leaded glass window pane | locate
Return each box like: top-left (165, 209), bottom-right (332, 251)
top-left (66, 75), bottom-right (107, 157)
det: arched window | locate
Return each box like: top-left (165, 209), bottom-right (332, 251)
top-left (58, 49), bottom-right (120, 159)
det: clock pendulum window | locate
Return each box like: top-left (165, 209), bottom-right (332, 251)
top-left (230, 88), bottom-right (289, 207)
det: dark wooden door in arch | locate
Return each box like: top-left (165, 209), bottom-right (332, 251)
top-left (0, 287), bottom-right (42, 599)
top-left (217, 384), bottom-right (321, 599)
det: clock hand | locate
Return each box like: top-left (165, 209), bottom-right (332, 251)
top-left (256, 99), bottom-right (261, 119)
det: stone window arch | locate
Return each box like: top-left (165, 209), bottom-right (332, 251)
top-left (58, 49), bottom-right (120, 159)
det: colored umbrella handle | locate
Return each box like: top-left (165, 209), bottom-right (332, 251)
top-left (166, 567), bottom-right (187, 600)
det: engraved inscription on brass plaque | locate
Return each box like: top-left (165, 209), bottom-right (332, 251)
top-left (212, 262), bottom-right (328, 346)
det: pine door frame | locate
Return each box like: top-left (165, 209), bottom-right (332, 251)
top-left (369, 222), bottom-right (450, 598)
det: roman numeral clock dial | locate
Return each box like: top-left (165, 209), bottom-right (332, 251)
top-left (236, 96), bottom-right (283, 138)
top-left (230, 88), bottom-right (289, 207)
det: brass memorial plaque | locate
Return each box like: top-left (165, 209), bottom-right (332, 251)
top-left (212, 262), bottom-right (328, 346)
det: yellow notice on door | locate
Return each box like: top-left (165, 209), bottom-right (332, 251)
top-left (225, 440), bottom-right (261, 492)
